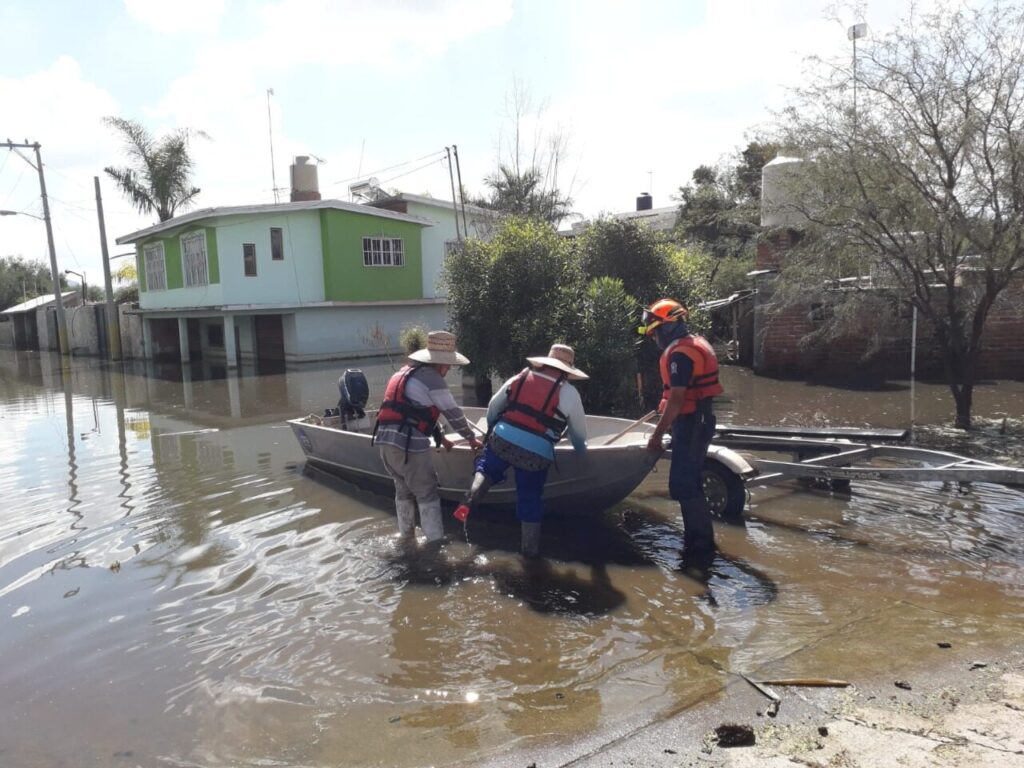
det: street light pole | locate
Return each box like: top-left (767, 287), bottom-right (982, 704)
top-left (2, 141), bottom-right (71, 355)
top-left (848, 23), bottom-right (869, 135)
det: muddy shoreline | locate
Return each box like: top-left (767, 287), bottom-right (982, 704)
top-left (479, 623), bottom-right (1024, 767)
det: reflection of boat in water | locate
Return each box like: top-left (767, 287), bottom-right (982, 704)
top-left (290, 407), bottom-right (676, 516)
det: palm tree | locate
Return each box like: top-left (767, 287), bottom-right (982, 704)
top-left (103, 117), bottom-right (208, 222)
top-left (478, 164), bottom-right (574, 226)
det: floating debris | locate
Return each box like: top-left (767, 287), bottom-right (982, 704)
top-left (715, 723), bottom-right (755, 748)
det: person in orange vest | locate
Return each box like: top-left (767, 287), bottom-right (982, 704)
top-left (640, 299), bottom-right (723, 569)
top-left (453, 344), bottom-right (589, 557)
top-left (373, 331), bottom-right (482, 543)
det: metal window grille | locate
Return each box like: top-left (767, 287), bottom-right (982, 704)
top-left (181, 232), bottom-right (209, 287)
top-left (144, 242), bottom-right (166, 291)
top-left (243, 243), bottom-right (257, 276)
top-left (362, 237), bottom-right (404, 267)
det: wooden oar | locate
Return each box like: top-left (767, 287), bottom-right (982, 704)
top-left (602, 410), bottom-right (657, 447)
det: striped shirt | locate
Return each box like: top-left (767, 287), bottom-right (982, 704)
top-left (374, 365), bottom-right (475, 453)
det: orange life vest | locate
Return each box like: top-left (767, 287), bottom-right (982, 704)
top-left (658, 335), bottom-right (723, 415)
top-left (500, 368), bottom-right (568, 442)
top-left (374, 365), bottom-right (441, 440)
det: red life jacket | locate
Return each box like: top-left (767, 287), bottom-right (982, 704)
top-left (500, 368), bottom-right (568, 442)
top-left (373, 365), bottom-right (441, 443)
top-left (658, 335), bottom-right (723, 415)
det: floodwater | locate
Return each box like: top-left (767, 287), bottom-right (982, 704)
top-left (1, 349), bottom-right (1022, 768)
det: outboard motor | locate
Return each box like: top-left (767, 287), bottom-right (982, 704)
top-left (337, 369), bottom-right (369, 420)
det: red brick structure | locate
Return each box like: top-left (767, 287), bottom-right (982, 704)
top-left (752, 230), bottom-right (1024, 380)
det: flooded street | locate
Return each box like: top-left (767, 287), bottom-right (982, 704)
top-left (1, 349), bottom-right (1022, 768)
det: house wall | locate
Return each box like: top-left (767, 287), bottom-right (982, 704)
top-left (213, 212), bottom-right (325, 305)
top-left (287, 303), bottom-right (448, 362)
top-left (136, 226), bottom-right (222, 308)
top-left (402, 200), bottom-right (460, 298)
top-left (0, 319), bottom-right (13, 348)
top-left (319, 210), bottom-right (424, 301)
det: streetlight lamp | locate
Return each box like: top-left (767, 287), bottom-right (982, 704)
top-left (0, 209), bottom-right (43, 220)
top-left (64, 269), bottom-right (87, 304)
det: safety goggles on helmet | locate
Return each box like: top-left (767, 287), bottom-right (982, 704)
top-left (636, 299), bottom-right (687, 336)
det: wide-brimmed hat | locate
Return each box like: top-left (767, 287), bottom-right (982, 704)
top-left (526, 344), bottom-right (588, 380)
top-left (408, 330), bottom-right (470, 366)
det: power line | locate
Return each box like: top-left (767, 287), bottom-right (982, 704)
top-left (330, 149), bottom-right (446, 187)
top-left (377, 157), bottom-right (447, 187)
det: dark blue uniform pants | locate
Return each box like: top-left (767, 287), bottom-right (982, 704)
top-left (475, 444), bottom-right (549, 523)
top-left (669, 406), bottom-right (716, 557)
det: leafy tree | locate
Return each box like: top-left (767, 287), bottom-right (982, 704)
top-left (566, 277), bottom-right (639, 414)
top-left (0, 256), bottom-right (66, 310)
top-left (574, 217), bottom-right (672, 304)
top-left (444, 217), bottom-right (574, 381)
top-left (103, 117), bottom-right (208, 222)
top-left (675, 141), bottom-right (776, 262)
top-left (773, 3), bottom-right (1024, 429)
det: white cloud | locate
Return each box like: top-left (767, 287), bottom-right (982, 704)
top-left (0, 56), bottom-right (144, 279)
top-left (123, 0), bottom-right (228, 34)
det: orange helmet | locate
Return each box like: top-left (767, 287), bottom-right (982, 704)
top-left (638, 298), bottom-right (687, 336)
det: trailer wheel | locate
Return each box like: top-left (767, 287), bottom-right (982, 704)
top-left (704, 459), bottom-right (746, 519)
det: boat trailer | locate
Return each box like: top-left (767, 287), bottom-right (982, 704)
top-left (683, 424), bottom-right (1024, 517)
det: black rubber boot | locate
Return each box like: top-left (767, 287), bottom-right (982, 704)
top-left (521, 522), bottom-right (542, 559)
top-left (680, 495), bottom-right (716, 568)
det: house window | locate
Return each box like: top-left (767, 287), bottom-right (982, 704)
top-left (143, 242), bottom-right (166, 291)
top-left (243, 243), bottom-right (257, 276)
top-left (181, 231), bottom-right (209, 287)
top-left (270, 227), bottom-right (284, 260)
top-left (207, 323), bottom-right (224, 348)
top-left (362, 236), bottom-right (404, 267)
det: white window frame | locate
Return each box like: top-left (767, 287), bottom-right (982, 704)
top-left (362, 236), bottom-right (404, 267)
top-left (143, 242), bottom-right (166, 292)
top-left (180, 231), bottom-right (209, 287)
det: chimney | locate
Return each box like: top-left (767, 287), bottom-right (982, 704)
top-left (636, 192), bottom-right (653, 211)
top-left (290, 156), bottom-right (321, 202)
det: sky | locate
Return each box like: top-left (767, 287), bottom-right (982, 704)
top-left (0, 0), bottom-right (931, 290)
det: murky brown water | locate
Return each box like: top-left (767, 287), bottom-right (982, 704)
top-left (1, 349), bottom-right (1022, 768)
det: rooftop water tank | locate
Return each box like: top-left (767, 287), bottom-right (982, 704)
top-left (760, 156), bottom-right (809, 228)
top-left (290, 156), bottom-right (321, 202)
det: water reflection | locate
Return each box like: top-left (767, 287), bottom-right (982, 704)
top-left (0, 348), bottom-right (1022, 768)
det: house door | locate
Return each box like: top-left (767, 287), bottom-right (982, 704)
top-left (254, 315), bottom-right (285, 362)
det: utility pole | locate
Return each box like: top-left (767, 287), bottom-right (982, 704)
top-left (452, 144), bottom-right (468, 238)
top-left (95, 176), bottom-right (121, 360)
top-left (444, 147), bottom-right (462, 242)
top-left (2, 141), bottom-right (70, 355)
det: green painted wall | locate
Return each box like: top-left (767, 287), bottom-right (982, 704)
top-left (136, 226), bottom-right (219, 291)
top-left (319, 209), bottom-right (424, 301)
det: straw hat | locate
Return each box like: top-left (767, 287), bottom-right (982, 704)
top-left (408, 330), bottom-right (470, 366)
top-left (526, 344), bottom-right (588, 380)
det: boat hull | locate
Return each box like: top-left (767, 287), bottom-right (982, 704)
top-left (289, 407), bottom-right (661, 517)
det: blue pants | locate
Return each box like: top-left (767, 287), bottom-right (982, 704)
top-left (475, 444), bottom-right (549, 523)
top-left (669, 409), bottom-right (716, 500)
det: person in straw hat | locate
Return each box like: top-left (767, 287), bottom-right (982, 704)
top-left (373, 330), bottom-right (482, 543)
top-left (453, 343), bottom-right (589, 557)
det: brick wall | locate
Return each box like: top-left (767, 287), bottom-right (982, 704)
top-left (752, 231), bottom-right (1024, 380)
